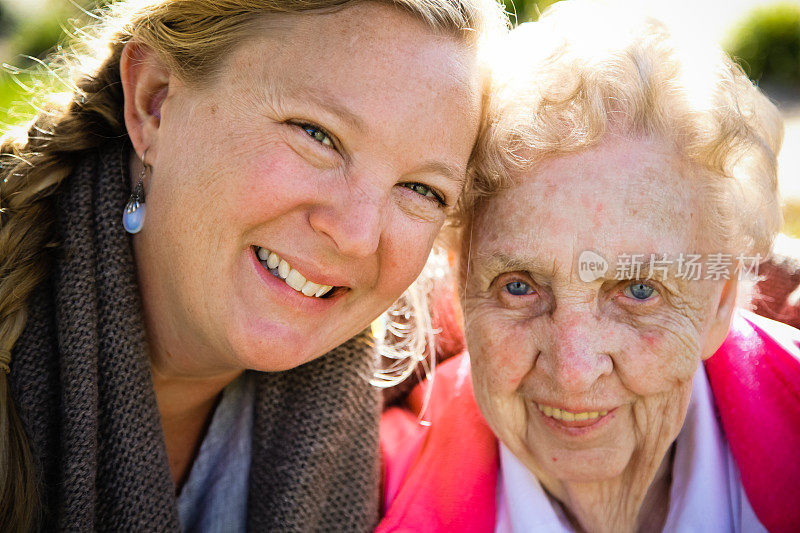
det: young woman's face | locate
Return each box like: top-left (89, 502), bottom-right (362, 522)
top-left (134, 3), bottom-right (482, 373)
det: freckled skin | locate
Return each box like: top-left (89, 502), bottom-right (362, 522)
top-left (131, 4), bottom-right (482, 376)
top-left (123, 3), bottom-right (483, 488)
top-left (463, 135), bottom-right (735, 532)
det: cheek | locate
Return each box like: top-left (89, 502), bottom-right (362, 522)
top-left (467, 318), bottom-right (542, 451)
top-left (228, 142), bottom-right (320, 222)
top-left (466, 315), bottom-right (540, 395)
top-left (378, 218), bottom-right (440, 294)
top-left (616, 325), bottom-right (703, 396)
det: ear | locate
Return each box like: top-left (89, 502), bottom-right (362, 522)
top-left (120, 42), bottom-right (171, 161)
top-left (701, 277), bottom-right (738, 360)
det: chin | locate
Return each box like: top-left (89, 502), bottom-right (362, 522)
top-left (553, 465), bottom-right (627, 483)
top-left (226, 319), bottom-right (321, 372)
top-left (538, 448), bottom-right (631, 483)
top-left (237, 338), bottom-right (318, 372)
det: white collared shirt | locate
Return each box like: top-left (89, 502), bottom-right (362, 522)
top-left (496, 364), bottom-right (767, 532)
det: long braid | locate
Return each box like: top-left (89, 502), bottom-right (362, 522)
top-left (0, 45), bottom-right (126, 530)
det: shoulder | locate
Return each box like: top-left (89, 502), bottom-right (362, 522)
top-left (379, 352), bottom-right (498, 532)
top-left (706, 309), bottom-right (800, 400)
top-left (380, 352), bottom-right (474, 509)
top-left (705, 310), bottom-right (800, 532)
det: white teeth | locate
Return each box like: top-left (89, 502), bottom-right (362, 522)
top-left (315, 285), bottom-right (332, 297)
top-left (255, 247), bottom-right (336, 298)
top-left (300, 280), bottom-right (321, 296)
top-left (537, 403), bottom-right (608, 421)
top-left (277, 259), bottom-right (290, 279)
top-left (285, 269), bottom-right (306, 291)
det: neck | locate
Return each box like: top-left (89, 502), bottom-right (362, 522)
top-left (548, 447), bottom-right (674, 533)
top-left (150, 353), bottom-right (242, 490)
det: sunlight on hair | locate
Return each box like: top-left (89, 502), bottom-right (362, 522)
top-left (370, 248), bottom-right (454, 418)
top-left (371, 248), bottom-right (449, 387)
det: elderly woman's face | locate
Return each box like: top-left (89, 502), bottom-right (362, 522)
top-left (464, 135), bottom-right (732, 483)
top-left (136, 3), bottom-right (481, 371)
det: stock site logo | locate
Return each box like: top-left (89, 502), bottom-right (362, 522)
top-left (578, 250), bottom-right (608, 283)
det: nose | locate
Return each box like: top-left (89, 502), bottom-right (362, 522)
top-left (308, 175), bottom-right (388, 258)
top-left (539, 308), bottom-right (613, 394)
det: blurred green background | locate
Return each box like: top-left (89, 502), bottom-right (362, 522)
top-left (2, 0), bottom-right (798, 113)
top-left (1, 0), bottom-right (798, 236)
top-left (2, 0), bottom-right (797, 116)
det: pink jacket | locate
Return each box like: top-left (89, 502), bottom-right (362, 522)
top-left (378, 312), bottom-right (800, 533)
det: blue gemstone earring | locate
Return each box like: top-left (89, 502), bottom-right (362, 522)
top-left (122, 150), bottom-right (148, 234)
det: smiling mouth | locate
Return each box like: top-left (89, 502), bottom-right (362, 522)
top-left (536, 404), bottom-right (609, 422)
top-left (253, 246), bottom-right (341, 298)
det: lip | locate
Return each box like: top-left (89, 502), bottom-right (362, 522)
top-left (249, 247), bottom-right (347, 310)
top-left (534, 404), bottom-right (618, 437)
top-left (253, 245), bottom-right (352, 289)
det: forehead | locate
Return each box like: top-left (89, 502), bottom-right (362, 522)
top-left (224, 4), bottom-right (479, 132)
top-left (205, 3), bottom-right (482, 182)
top-left (256, 4), bottom-right (473, 79)
top-left (472, 136), bottom-right (708, 271)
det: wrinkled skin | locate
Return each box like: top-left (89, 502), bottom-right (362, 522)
top-left (463, 135), bottom-right (737, 532)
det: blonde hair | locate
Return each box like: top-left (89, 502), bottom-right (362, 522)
top-left (459, 0), bottom-right (783, 259)
top-left (0, 0), bottom-right (507, 528)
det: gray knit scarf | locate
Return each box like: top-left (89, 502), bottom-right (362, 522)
top-left (9, 142), bottom-right (380, 532)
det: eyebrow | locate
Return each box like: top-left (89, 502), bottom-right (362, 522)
top-left (282, 83), bottom-right (368, 134)
top-left (471, 249), bottom-right (694, 290)
top-left (281, 85), bottom-right (464, 185)
top-left (414, 160), bottom-right (465, 186)
top-left (607, 261), bottom-right (694, 290)
top-left (470, 250), bottom-right (557, 278)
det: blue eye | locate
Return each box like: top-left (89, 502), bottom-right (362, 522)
top-left (401, 182), bottom-right (445, 206)
top-left (300, 124), bottom-right (333, 147)
top-left (505, 281), bottom-right (533, 296)
top-left (624, 282), bottom-right (656, 301)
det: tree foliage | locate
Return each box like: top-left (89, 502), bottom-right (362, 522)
top-left (726, 2), bottom-right (800, 87)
